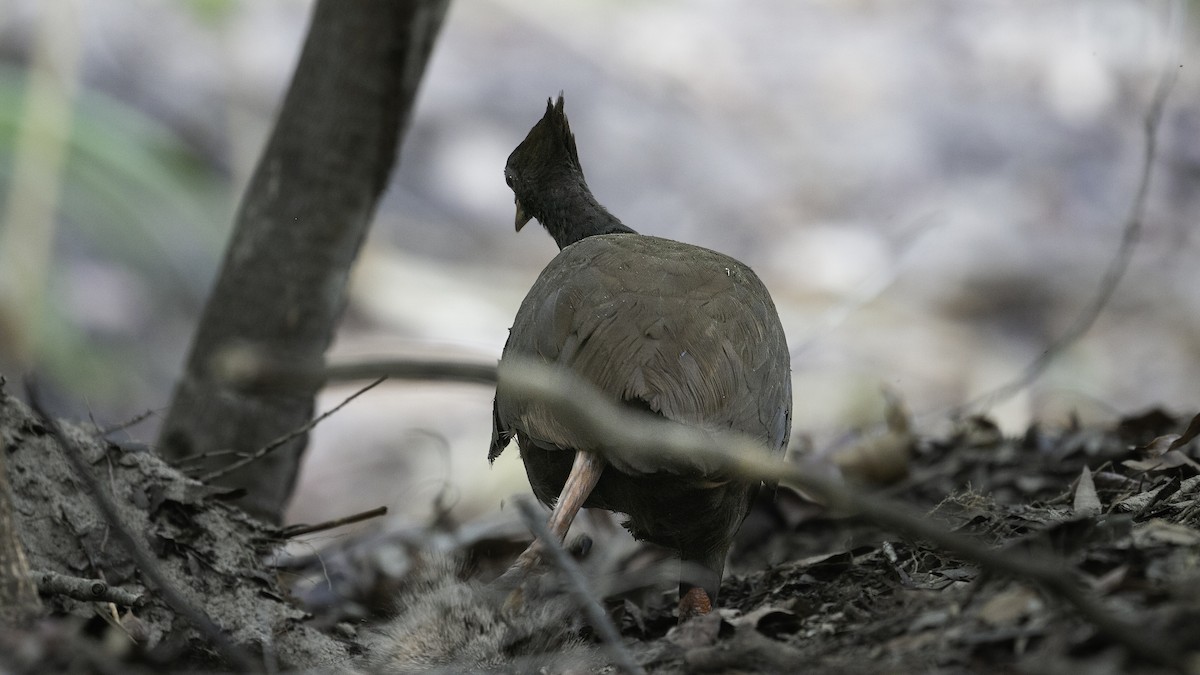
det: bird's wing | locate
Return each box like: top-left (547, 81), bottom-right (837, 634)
top-left (492, 235), bottom-right (791, 476)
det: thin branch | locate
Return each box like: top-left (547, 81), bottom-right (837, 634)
top-left (212, 345), bottom-right (498, 391)
top-left (198, 377), bottom-right (387, 483)
top-left (25, 383), bottom-right (256, 672)
top-left (956, 45), bottom-right (1180, 415)
top-left (99, 409), bottom-right (157, 436)
top-left (514, 498), bottom-right (643, 675)
top-left (175, 449), bottom-right (240, 469)
top-left (281, 505), bottom-right (389, 538)
top-left (790, 212), bottom-right (943, 360)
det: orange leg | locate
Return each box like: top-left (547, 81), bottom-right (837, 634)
top-left (678, 552), bottom-right (724, 622)
top-left (678, 587), bottom-right (713, 621)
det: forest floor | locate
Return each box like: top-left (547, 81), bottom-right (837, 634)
top-left (629, 408), bottom-right (1200, 674)
top-left (3, 376), bottom-right (1199, 674)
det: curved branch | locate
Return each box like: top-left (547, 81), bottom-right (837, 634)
top-left (230, 354), bottom-right (1186, 669)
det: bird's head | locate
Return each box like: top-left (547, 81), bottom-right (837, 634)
top-left (504, 94), bottom-right (586, 231)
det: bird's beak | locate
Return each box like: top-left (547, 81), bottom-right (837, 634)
top-left (515, 198), bottom-right (532, 231)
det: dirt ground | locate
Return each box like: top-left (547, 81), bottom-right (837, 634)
top-left (3, 376), bottom-right (1199, 674)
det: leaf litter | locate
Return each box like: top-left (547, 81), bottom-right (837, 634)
top-left (6, 374), bottom-right (1200, 673)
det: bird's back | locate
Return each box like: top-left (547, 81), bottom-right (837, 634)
top-left (491, 233), bottom-right (792, 473)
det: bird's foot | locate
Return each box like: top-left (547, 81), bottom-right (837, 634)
top-left (495, 541), bottom-right (543, 590)
top-left (678, 587), bottom-right (713, 623)
top-left (494, 543), bottom-right (543, 612)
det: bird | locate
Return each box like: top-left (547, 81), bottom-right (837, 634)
top-left (490, 95), bottom-right (792, 620)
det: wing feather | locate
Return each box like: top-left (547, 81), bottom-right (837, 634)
top-left (491, 234), bottom-right (791, 475)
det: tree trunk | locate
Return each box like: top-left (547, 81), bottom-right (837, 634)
top-left (157, 0), bottom-right (450, 522)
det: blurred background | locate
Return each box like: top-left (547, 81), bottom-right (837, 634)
top-left (0, 0), bottom-right (1196, 528)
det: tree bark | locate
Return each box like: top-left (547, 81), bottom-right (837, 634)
top-left (158, 0), bottom-right (450, 522)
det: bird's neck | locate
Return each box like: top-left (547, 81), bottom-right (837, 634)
top-left (538, 182), bottom-right (636, 250)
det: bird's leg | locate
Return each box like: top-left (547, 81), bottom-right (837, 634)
top-left (546, 450), bottom-right (607, 539)
top-left (678, 550), bottom-right (725, 622)
top-left (507, 450), bottom-right (607, 578)
top-left (679, 587), bottom-right (713, 621)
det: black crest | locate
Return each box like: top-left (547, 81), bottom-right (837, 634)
top-left (507, 94), bottom-right (585, 181)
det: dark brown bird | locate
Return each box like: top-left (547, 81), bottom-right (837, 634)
top-left (490, 95), bottom-right (792, 619)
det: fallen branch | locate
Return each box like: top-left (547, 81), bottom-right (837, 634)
top-left (229, 355), bottom-right (1187, 669)
top-left (497, 360), bottom-right (1187, 669)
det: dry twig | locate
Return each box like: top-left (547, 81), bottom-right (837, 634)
top-left (198, 376), bottom-right (387, 483)
top-left (957, 38), bottom-right (1181, 415)
top-left (282, 505), bottom-right (389, 538)
top-left (514, 498), bottom-right (644, 675)
top-left (33, 569), bottom-right (145, 607)
top-left (98, 409), bottom-right (157, 436)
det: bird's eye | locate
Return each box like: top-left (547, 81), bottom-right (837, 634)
top-left (504, 171), bottom-right (515, 188)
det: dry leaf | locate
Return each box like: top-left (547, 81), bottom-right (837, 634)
top-left (1141, 434), bottom-right (1180, 457)
top-left (977, 585), bottom-right (1042, 627)
top-left (1073, 466), bottom-right (1101, 517)
top-left (668, 612), bottom-right (730, 649)
top-left (1132, 519), bottom-right (1200, 547)
top-left (832, 390), bottom-right (913, 486)
top-left (732, 606), bottom-right (802, 638)
top-left (1167, 412), bottom-right (1200, 451)
top-left (1089, 565), bottom-right (1127, 595)
top-left (833, 433), bottom-right (912, 486)
top-left (1122, 450), bottom-right (1200, 473)
top-left (1114, 475), bottom-right (1200, 512)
